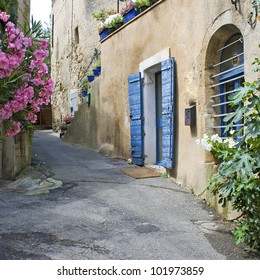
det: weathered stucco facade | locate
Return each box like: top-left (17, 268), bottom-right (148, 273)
top-left (52, 0), bottom-right (260, 218)
top-left (17, 0), bottom-right (30, 29)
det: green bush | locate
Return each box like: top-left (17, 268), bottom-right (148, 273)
top-left (207, 46), bottom-right (260, 250)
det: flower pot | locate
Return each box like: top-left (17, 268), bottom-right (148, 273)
top-left (213, 156), bottom-right (220, 165)
top-left (108, 27), bottom-right (116, 34)
top-left (93, 68), bottom-right (100, 77)
top-left (99, 28), bottom-right (109, 41)
top-left (123, 8), bottom-right (140, 23)
top-left (82, 90), bottom-right (88, 97)
top-left (97, 66), bottom-right (101, 73)
top-left (87, 75), bottom-right (95, 82)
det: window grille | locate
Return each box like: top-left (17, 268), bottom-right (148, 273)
top-left (211, 34), bottom-right (244, 137)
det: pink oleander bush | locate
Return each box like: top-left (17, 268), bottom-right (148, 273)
top-left (0, 11), bottom-right (54, 137)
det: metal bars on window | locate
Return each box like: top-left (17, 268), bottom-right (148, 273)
top-left (210, 35), bottom-right (244, 137)
top-left (211, 52), bottom-right (244, 68)
top-left (215, 37), bottom-right (243, 53)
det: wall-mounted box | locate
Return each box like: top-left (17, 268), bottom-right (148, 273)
top-left (185, 105), bottom-right (196, 126)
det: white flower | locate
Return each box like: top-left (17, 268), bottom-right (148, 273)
top-left (224, 138), bottom-right (237, 148)
top-left (105, 13), bottom-right (123, 25)
top-left (195, 139), bottom-right (201, 145)
top-left (227, 138), bottom-right (237, 148)
top-left (229, 129), bottom-right (235, 135)
top-left (201, 138), bottom-right (212, 151)
top-left (211, 134), bottom-right (222, 143)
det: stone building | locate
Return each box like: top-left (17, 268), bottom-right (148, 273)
top-left (51, 0), bottom-right (117, 130)
top-left (51, 0), bottom-right (260, 218)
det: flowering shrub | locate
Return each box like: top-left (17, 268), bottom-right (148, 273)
top-left (196, 133), bottom-right (237, 162)
top-left (0, 11), bottom-right (54, 137)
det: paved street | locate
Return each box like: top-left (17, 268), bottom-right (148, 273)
top-left (0, 130), bottom-right (258, 260)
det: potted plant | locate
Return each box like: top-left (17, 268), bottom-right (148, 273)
top-left (120, 0), bottom-right (140, 23)
top-left (92, 8), bottom-right (116, 40)
top-left (103, 13), bottom-right (124, 34)
top-left (86, 71), bottom-right (95, 82)
top-left (92, 58), bottom-right (101, 76)
top-left (133, 0), bottom-right (150, 12)
top-left (111, 13), bottom-right (124, 30)
top-left (98, 23), bottom-right (109, 41)
top-left (81, 77), bottom-right (88, 96)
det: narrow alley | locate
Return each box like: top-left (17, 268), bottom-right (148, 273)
top-left (0, 130), bottom-right (258, 260)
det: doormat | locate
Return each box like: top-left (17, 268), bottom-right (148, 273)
top-left (121, 167), bottom-right (161, 179)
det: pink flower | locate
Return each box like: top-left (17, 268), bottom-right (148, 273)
top-left (25, 112), bottom-right (38, 123)
top-left (0, 53), bottom-right (9, 69)
top-left (0, 11), bottom-right (53, 137)
top-left (5, 121), bottom-right (21, 137)
top-left (0, 11), bottom-right (10, 22)
top-left (32, 78), bottom-right (45, 86)
top-left (40, 39), bottom-right (49, 49)
top-left (23, 37), bottom-right (33, 48)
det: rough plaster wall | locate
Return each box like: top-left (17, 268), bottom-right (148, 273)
top-left (51, 0), bottom-right (116, 130)
top-left (63, 79), bottom-right (100, 151)
top-left (100, 0), bottom-right (260, 196)
top-left (17, 0), bottom-right (30, 29)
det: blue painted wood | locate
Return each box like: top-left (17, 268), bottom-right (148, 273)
top-left (160, 58), bottom-right (175, 169)
top-left (128, 72), bottom-right (144, 165)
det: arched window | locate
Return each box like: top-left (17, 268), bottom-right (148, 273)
top-left (211, 34), bottom-right (244, 137)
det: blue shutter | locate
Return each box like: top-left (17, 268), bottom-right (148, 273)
top-left (160, 58), bottom-right (175, 169)
top-left (128, 72), bottom-right (144, 165)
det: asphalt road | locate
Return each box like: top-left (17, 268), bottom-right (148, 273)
top-left (0, 130), bottom-right (258, 260)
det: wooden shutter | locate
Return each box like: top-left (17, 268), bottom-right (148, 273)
top-left (160, 58), bottom-right (175, 169)
top-left (128, 72), bottom-right (144, 165)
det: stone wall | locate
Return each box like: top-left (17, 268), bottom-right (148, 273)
top-left (63, 79), bottom-right (100, 152)
top-left (2, 129), bottom-right (32, 180)
top-left (17, 0), bottom-right (30, 29)
top-left (51, 0), bottom-right (117, 131)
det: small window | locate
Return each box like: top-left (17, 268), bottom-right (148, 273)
top-left (74, 26), bottom-right (79, 44)
top-left (210, 34), bottom-right (244, 138)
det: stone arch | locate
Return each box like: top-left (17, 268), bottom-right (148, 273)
top-left (204, 24), bottom-right (243, 161)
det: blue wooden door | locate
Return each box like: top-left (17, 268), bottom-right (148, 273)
top-left (160, 58), bottom-right (175, 169)
top-left (128, 72), bottom-right (144, 165)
